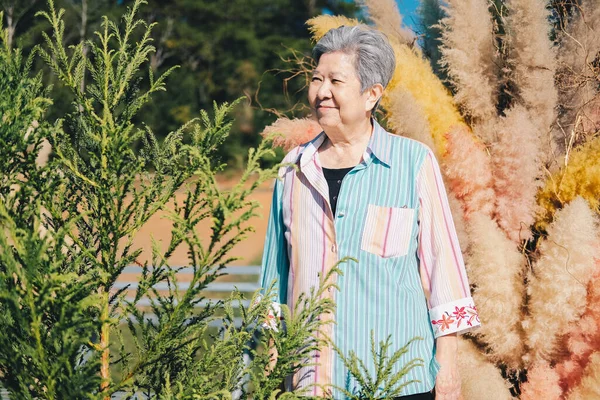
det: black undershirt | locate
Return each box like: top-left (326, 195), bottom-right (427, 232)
top-left (322, 166), bottom-right (354, 216)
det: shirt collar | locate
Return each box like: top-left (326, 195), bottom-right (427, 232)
top-left (296, 119), bottom-right (393, 168)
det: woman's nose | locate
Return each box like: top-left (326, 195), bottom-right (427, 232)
top-left (316, 81), bottom-right (332, 99)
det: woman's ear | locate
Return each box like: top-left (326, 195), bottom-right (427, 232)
top-left (365, 83), bottom-right (384, 112)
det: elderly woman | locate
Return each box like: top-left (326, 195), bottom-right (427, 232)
top-left (260, 25), bottom-right (480, 399)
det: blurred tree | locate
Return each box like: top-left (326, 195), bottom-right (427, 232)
top-left (125, 0), bottom-right (359, 167)
top-left (4, 0), bottom-right (359, 168)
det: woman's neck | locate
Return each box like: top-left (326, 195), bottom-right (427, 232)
top-left (318, 119), bottom-right (373, 169)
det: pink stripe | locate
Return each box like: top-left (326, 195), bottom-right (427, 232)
top-left (288, 172), bottom-right (295, 309)
top-left (418, 197), bottom-right (432, 287)
top-left (381, 207), bottom-right (393, 258)
top-left (428, 154), bottom-right (468, 295)
top-left (314, 200), bottom-right (327, 393)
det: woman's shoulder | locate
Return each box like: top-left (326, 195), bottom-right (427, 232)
top-left (385, 130), bottom-right (434, 162)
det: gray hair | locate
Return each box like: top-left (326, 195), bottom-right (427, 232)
top-left (312, 25), bottom-right (396, 104)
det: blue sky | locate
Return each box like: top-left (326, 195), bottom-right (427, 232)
top-left (396, 0), bottom-right (421, 32)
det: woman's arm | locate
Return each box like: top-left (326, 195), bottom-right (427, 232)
top-left (435, 333), bottom-right (462, 400)
top-left (416, 149), bottom-right (480, 399)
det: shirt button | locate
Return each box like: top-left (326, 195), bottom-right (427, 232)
top-left (337, 180), bottom-right (342, 184)
top-left (331, 244), bottom-right (337, 253)
top-left (333, 196), bottom-right (337, 201)
top-left (338, 210), bottom-right (345, 217)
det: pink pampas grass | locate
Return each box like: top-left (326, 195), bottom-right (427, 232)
top-left (260, 117), bottom-right (322, 152)
top-left (523, 197), bottom-right (599, 365)
top-left (566, 352), bottom-right (600, 400)
top-left (457, 338), bottom-right (513, 400)
top-left (491, 105), bottom-right (542, 242)
top-left (504, 0), bottom-right (558, 157)
top-left (359, 0), bottom-right (414, 46)
top-left (556, 266), bottom-right (600, 392)
top-left (465, 212), bottom-right (525, 368)
top-left (442, 125), bottom-right (495, 218)
top-left (439, 0), bottom-right (499, 123)
top-left (520, 361), bottom-right (562, 400)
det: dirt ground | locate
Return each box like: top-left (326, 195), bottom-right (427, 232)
top-left (129, 176), bottom-right (274, 268)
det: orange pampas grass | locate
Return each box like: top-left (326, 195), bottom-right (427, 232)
top-left (465, 212), bottom-right (525, 367)
top-left (439, 0), bottom-right (499, 123)
top-left (306, 15), bottom-right (360, 42)
top-left (491, 106), bottom-right (542, 242)
top-left (386, 44), bottom-right (465, 155)
top-left (359, 0), bottom-right (414, 46)
top-left (537, 137), bottom-right (600, 226)
top-left (504, 0), bottom-right (558, 155)
top-left (566, 353), bottom-right (600, 400)
top-left (457, 338), bottom-right (513, 400)
top-left (523, 197), bottom-right (599, 364)
top-left (442, 125), bottom-right (494, 218)
top-left (519, 361), bottom-right (562, 400)
top-left (260, 117), bottom-right (322, 152)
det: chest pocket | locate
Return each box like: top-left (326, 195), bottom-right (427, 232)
top-left (361, 204), bottom-right (415, 258)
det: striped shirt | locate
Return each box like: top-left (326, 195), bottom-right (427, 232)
top-left (260, 120), bottom-right (480, 397)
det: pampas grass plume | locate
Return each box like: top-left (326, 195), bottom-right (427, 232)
top-left (556, 267), bottom-right (600, 392)
top-left (439, 0), bottom-right (499, 122)
top-left (260, 117), bottom-right (322, 152)
top-left (385, 44), bottom-right (465, 156)
top-left (465, 212), bottom-right (525, 367)
top-left (566, 353), bottom-right (600, 400)
top-left (360, 0), bottom-right (414, 45)
top-left (524, 197), bottom-right (599, 364)
top-left (457, 338), bottom-right (513, 400)
top-left (306, 15), bottom-right (360, 42)
top-left (386, 88), bottom-right (437, 153)
top-left (491, 106), bottom-right (542, 242)
top-left (442, 125), bottom-right (495, 218)
top-left (505, 0), bottom-right (558, 148)
top-left (520, 361), bottom-right (562, 400)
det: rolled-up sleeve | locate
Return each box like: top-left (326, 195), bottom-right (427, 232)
top-left (259, 178), bottom-right (289, 306)
top-left (416, 150), bottom-right (480, 338)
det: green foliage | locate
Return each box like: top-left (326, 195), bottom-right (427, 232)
top-left (332, 333), bottom-right (424, 399)
top-left (248, 266), bottom-right (342, 400)
top-left (0, 9), bottom-right (102, 397)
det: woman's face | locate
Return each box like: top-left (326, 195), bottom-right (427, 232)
top-left (308, 51), bottom-right (374, 131)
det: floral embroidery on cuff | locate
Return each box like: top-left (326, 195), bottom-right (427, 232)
top-left (262, 302), bottom-right (283, 332)
top-left (430, 297), bottom-right (480, 337)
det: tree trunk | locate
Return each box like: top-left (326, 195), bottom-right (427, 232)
top-left (79, 0), bottom-right (88, 94)
top-left (6, 6), bottom-right (15, 49)
top-left (100, 287), bottom-right (110, 400)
